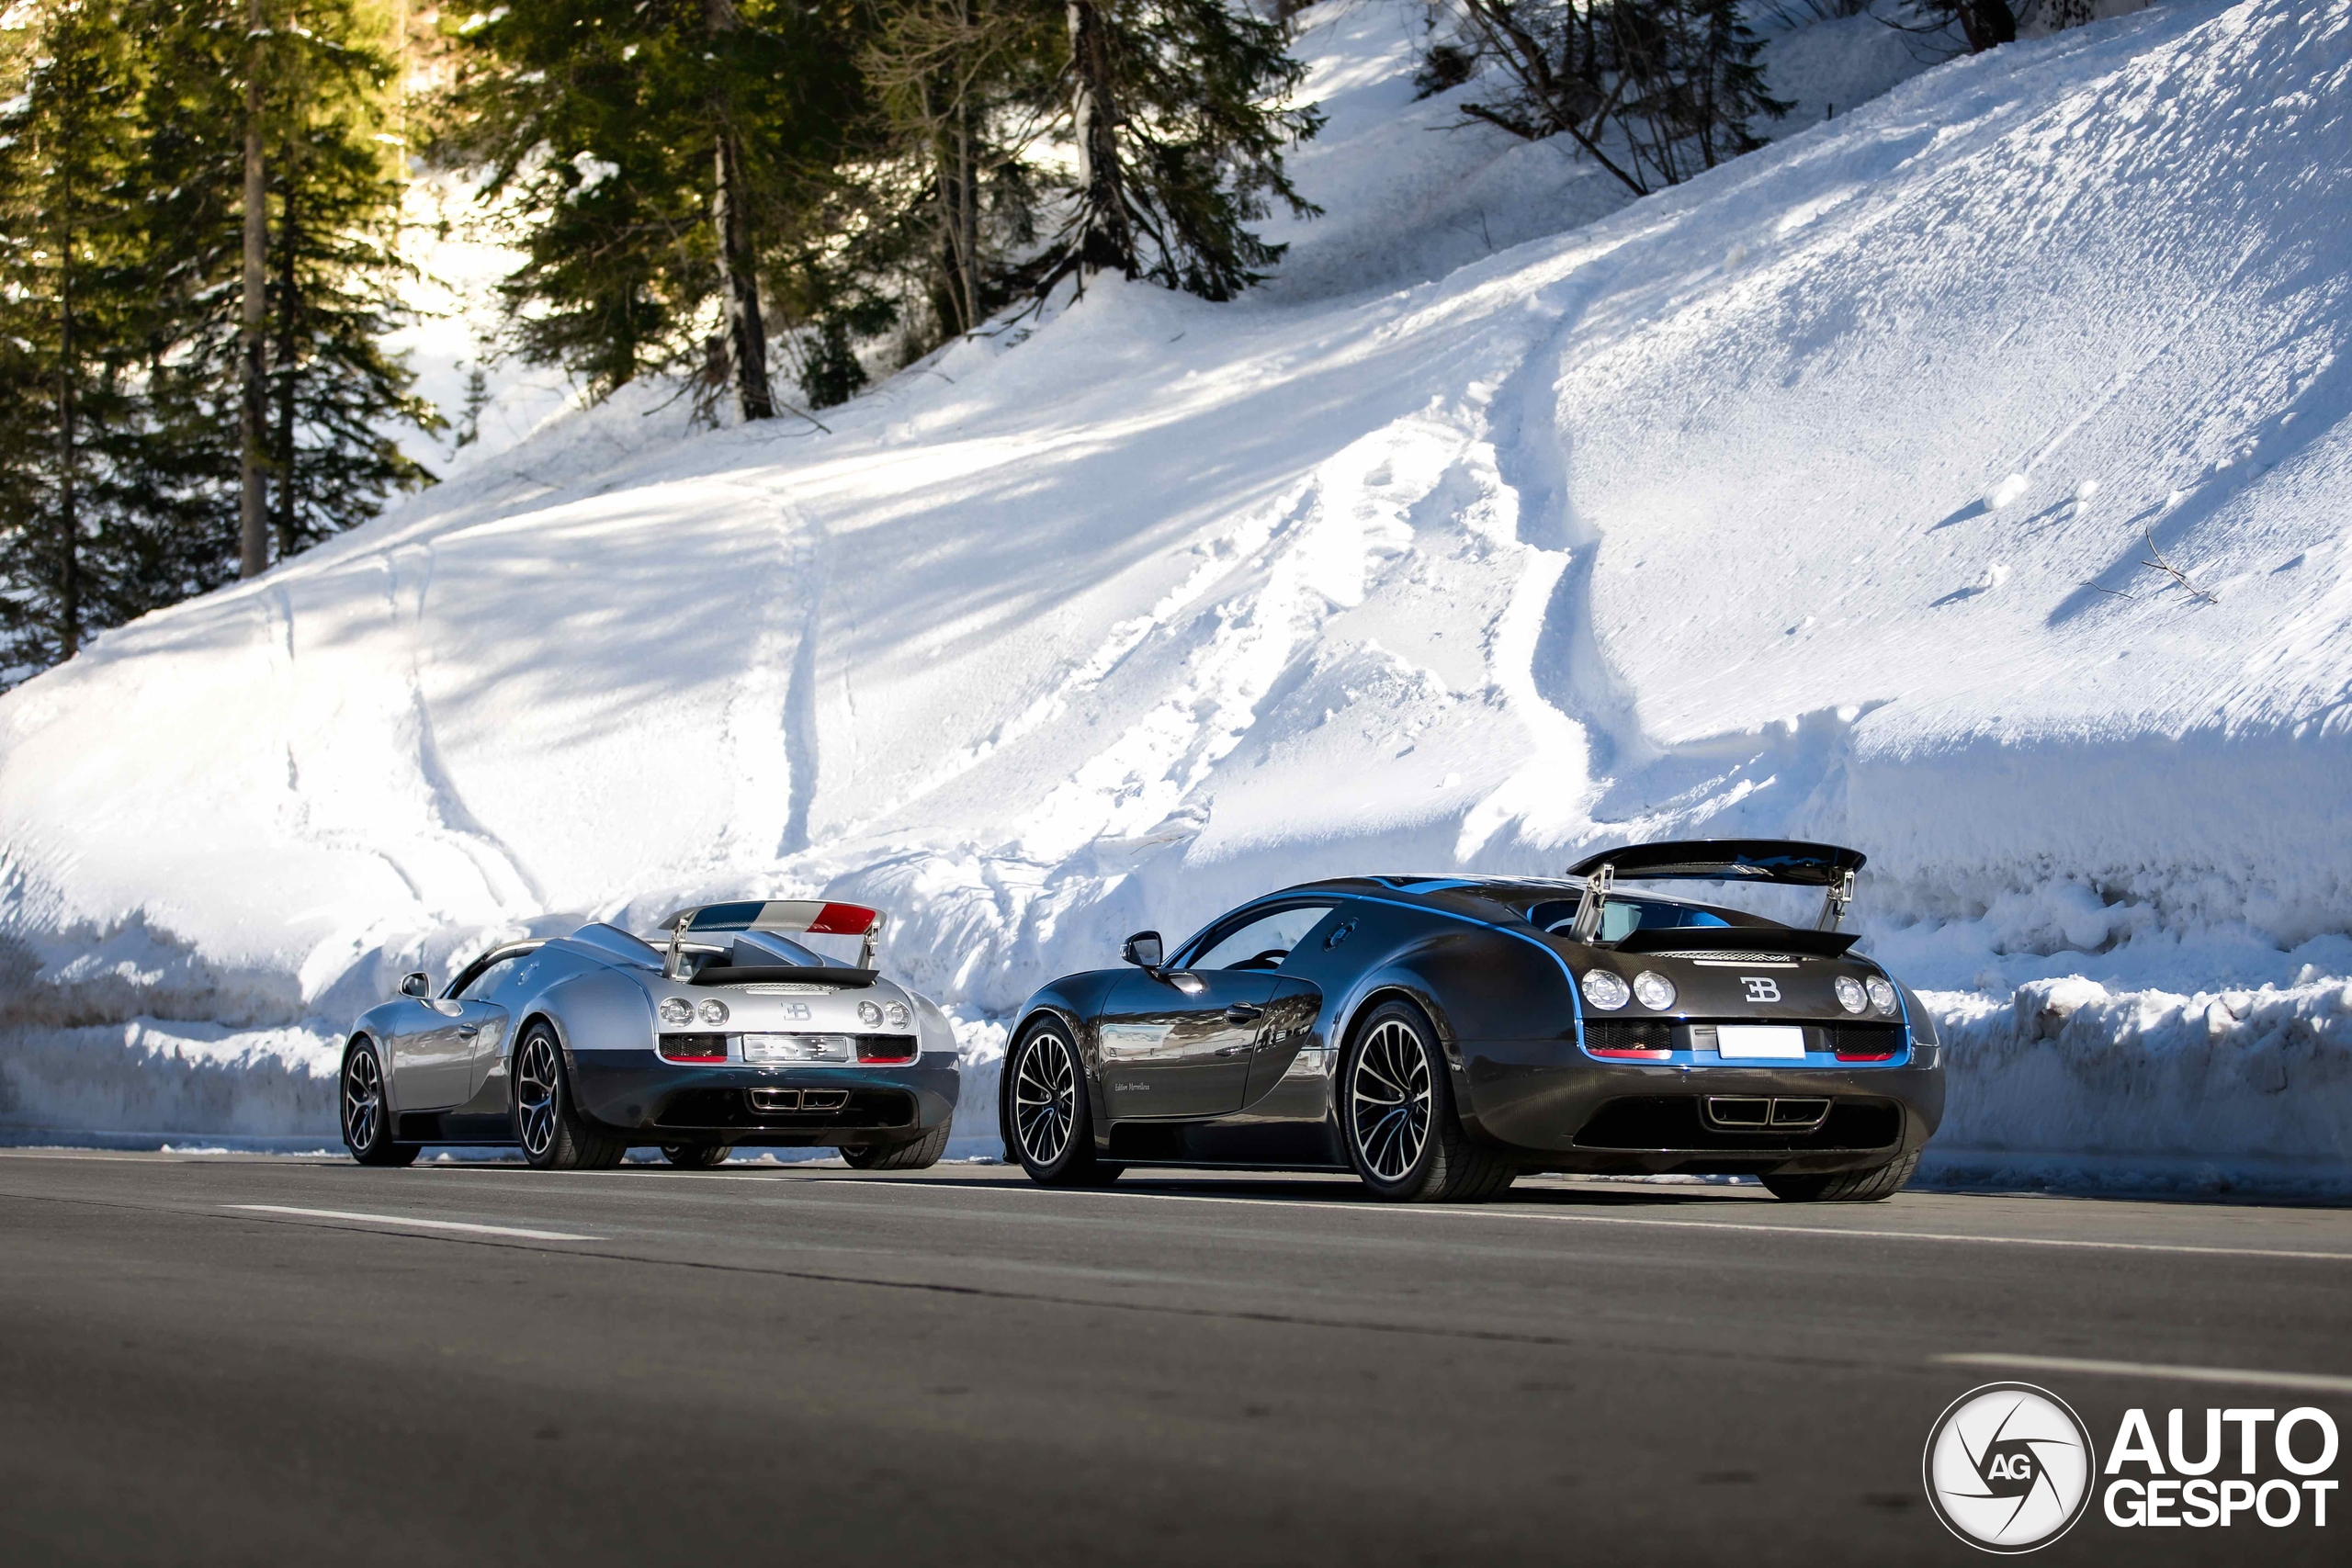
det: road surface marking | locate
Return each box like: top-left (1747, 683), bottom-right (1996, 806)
top-left (855, 1182), bottom-right (2352, 1263)
top-left (412, 1168), bottom-right (2352, 1263)
top-left (228, 1204), bottom-right (599, 1242)
top-left (1936, 1353), bottom-right (2352, 1395)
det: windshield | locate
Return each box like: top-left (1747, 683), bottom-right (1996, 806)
top-left (1523, 896), bottom-right (1733, 942)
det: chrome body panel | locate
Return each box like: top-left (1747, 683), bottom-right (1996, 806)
top-left (346, 921), bottom-right (960, 1149)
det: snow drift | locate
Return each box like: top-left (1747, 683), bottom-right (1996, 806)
top-left (4, 0), bottom-right (2349, 1190)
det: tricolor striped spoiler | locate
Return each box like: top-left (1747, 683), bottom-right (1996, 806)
top-left (657, 900), bottom-right (886, 976)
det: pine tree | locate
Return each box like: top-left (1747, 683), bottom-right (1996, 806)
top-left (861, 0), bottom-right (1057, 341)
top-left (0, 0), bottom-right (185, 680)
top-left (439, 0), bottom-right (872, 417)
top-left (136, 0), bottom-right (435, 566)
top-left (1046, 0), bottom-right (1321, 300)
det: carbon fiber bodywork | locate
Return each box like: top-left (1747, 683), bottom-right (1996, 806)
top-left (1004, 870), bottom-right (1942, 1179)
top-left (345, 921), bottom-right (959, 1154)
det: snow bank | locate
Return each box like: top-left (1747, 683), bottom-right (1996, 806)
top-left (5, 0), bottom-right (2350, 1191)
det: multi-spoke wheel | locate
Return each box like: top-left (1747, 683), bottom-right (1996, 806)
top-left (1339, 1000), bottom-right (1514, 1202)
top-left (513, 1023), bottom-right (627, 1170)
top-left (1003, 1020), bottom-right (1119, 1186)
top-left (341, 1039), bottom-right (417, 1167)
top-left (1349, 1017), bottom-right (1432, 1182)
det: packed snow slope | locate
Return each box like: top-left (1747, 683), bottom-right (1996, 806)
top-left (5, 0), bottom-right (2349, 1187)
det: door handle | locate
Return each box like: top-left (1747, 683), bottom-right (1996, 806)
top-left (457, 1024), bottom-right (481, 1039)
top-left (1224, 1004), bottom-right (1263, 1023)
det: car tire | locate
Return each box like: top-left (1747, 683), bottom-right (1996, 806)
top-left (1340, 999), bottom-right (1515, 1202)
top-left (661, 1142), bottom-right (729, 1168)
top-left (1004, 1018), bottom-right (1122, 1187)
top-left (1760, 1148), bottom-right (1920, 1203)
top-left (513, 1023), bottom-right (627, 1171)
top-left (840, 1122), bottom-right (951, 1171)
top-left (341, 1039), bottom-right (419, 1168)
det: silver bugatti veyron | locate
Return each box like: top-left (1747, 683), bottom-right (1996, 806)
top-left (338, 900), bottom-right (961, 1170)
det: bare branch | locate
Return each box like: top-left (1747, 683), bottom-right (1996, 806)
top-left (2137, 530), bottom-right (2220, 605)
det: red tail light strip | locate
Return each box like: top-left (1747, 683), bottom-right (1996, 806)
top-left (806, 902), bottom-right (879, 935)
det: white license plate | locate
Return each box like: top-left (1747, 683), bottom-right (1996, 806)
top-left (1715, 1025), bottom-right (1807, 1059)
top-left (741, 1032), bottom-right (854, 1064)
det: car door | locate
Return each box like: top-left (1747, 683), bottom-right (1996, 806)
top-left (387, 996), bottom-right (473, 1111)
top-left (1098, 903), bottom-right (1336, 1121)
top-left (456, 952), bottom-right (545, 1100)
top-left (390, 951), bottom-right (527, 1111)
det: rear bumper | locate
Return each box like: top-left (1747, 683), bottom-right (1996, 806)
top-left (566, 1051), bottom-right (960, 1147)
top-left (1458, 1039), bottom-right (1943, 1176)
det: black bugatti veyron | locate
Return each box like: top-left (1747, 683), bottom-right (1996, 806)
top-left (998, 840), bottom-right (1941, 1202)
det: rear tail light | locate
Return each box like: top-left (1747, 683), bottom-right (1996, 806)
top-left (1834, 1047), bottom-right (1897, 1062)
top-left (659, 1032), bottom-right (729, 1063)
top-left (1587, 1045), bottom-right (1672, 1060)
top-left (854, 1035), bottom-right (919, 1065)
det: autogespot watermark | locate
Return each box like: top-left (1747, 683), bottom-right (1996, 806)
top-left (1924, 1384), bottom-right (2097, 1551)
top-left (1923, 1383), bottom-right (2340, 1552)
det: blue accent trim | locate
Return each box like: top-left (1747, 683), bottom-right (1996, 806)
top-left (1884, 961), bottom-right (1919, 1062)
top-left (1329, 891), bottom-right (1587, 1052)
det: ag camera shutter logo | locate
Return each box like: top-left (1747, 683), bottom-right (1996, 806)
top-left (1923, 1383), bottom-right (2097, 1552)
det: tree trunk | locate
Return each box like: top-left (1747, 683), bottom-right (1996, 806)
top-left (56, 222), bottom-right (79, 661)
top-left (711, 130), bottom-right (773, 422)
top-left (273, 180), bottom-right (300, 560)
top-left (948, 83), bottom-right (980, 333)
top-left (1065, 0), bottom-right (1134, 280)
top-left (239, 0), bottom-right (269, 577)
top-left (704, 0), bottom-right (771, 422)
top-left (1958, 0), bottom-right (2017, 51)
top-left (955, 2), bottom-right (980, 333)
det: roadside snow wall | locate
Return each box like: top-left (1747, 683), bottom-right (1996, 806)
top-left (4, 0), bottom-right (2350, 1190)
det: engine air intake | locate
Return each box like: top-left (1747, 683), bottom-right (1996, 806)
top-left (658, 1032), bottom-right (729, 1063)
top-left (1583, 1020), bottom-right (1675, 1059)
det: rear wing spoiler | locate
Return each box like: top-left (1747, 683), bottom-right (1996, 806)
top-left (1561, 839), bottom-right (1868, 938)
top-left (655, 899), bottom-right (885, 978)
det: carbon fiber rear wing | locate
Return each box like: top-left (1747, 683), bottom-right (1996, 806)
top-left (1561, 839), bottom-right (1868, 935)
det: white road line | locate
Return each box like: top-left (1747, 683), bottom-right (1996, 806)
top-left (1937, 1353), bottom-right (2352, 1395)
top-left (227, 1204), bottom-right (600, 1242)
top-left (413, 1168), bottom-right (2352, 1263)
top-left (875, 1184), bottom-right (2352, 1263)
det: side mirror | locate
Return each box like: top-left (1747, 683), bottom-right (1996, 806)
top-left (400, 972), bottom-right (432, 999)
top-left (1121, 931), bottom-right (1164, 971)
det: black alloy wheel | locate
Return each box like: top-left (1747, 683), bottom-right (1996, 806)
top-left (1005, 1020), bottom-right (1120, 1186)
top-left (1340, 1000), bottom-right (1513, 1202)
top-left (840, 1122), bottom-right (952, 1170)
top-left (513, 1023), bottom-right (627, 1170)
top-left (341, 1040), bottom-right (418, 1168)
top-left (661, 1142), bottom-right (730, 1168)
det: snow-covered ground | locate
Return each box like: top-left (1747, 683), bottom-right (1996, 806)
top-left (5, 0), bottom-right (2349, 1193)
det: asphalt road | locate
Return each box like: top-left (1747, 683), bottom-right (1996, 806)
top-left (3, 1150), bottom-right (2347, 1567)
